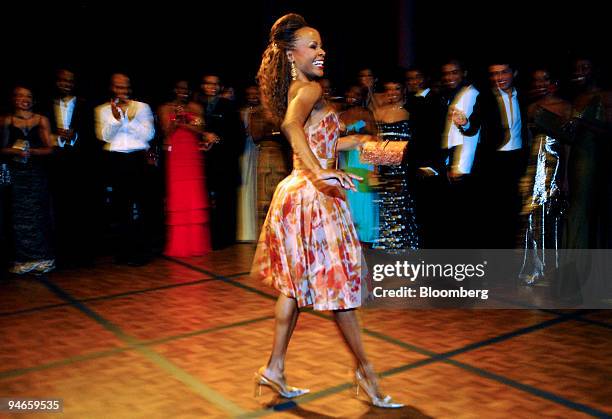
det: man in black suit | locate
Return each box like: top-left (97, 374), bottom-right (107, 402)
top-left (45, 68), bottom-right (98, 267)
top-left (198, 73), bottom-right (244, 249)
top-left (405, 66), bottom-right (446, 175)
top-left (437, 60), bottom-right (483, 249)
top-left (474, 61), bottom-right (530, 248)
top-left (404, 66), bottom-right (446, 248)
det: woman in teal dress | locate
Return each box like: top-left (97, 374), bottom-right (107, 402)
top-left (338, 85), bottom-right (379, 244)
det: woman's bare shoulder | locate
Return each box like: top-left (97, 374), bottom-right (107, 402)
top-left (288, 81), bottom-right (322, 101)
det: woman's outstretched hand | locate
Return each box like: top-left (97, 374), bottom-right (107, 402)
top-left (313, 168), bottom-right (362, 192)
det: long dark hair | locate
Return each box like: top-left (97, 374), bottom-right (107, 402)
top-left (256, 13), bottom-right (308, 126)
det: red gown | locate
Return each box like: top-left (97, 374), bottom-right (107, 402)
top-left (164, 112), bottom-right (211, 256)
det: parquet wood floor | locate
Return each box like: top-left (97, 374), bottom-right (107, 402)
top-left (1, 244), bottom-right (610, 418)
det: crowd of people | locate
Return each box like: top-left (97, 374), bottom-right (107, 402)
top-left (0, 51), bottom-right (610, 283)
top-left (0, 69), bottom-right (249, 276)
top-left (332, 57), bottom-right (611, 288)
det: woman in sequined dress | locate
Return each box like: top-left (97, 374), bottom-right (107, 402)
top-left (372, 78), bottom-right (419, 250)
top-left (518, 69), bottom-right (571, 284)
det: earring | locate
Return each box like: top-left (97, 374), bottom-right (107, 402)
top-left (290, 61), bottom-right (298, 81)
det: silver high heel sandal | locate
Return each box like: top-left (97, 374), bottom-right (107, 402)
top-left (253, 366), bottom-right (310, 398)
top-left (355, 369), bottom-right (404, 408)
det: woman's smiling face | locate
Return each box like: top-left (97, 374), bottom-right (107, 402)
top-left (289, 27), bottom-right (326, 80)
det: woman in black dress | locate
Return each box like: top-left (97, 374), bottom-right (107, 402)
top-left (1, 86), bottom-right (54, 274)
top-left (372, 78), bottom-right (419, 250)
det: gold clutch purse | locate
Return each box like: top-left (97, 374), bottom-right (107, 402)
top-left (360, 140), bottom-right (408, 166)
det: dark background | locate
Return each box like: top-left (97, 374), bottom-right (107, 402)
top-left (0, 0), bottom-right (607, 110)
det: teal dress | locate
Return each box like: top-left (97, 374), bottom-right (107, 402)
top-left (338, 120), bottom-right (379, 243)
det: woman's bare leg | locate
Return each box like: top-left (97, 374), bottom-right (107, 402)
top-left (333, 309), bottom-right (380, 391)
top-left (263, 294), bottom-right (299, 383)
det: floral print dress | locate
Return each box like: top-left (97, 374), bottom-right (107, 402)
top-left (251, 111), bottom-right (362, 311)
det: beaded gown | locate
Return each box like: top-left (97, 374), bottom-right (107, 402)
top-left (252, 111), bottom-right (362, 311)
top-left (372, 120), bottom-right (419, 250)
top-left (518, 118), bottom-right (565, 283)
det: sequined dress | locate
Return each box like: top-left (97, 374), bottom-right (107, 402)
top-left (372, 120), bottom-right (419, 250)
top-left (251, 111), bottom-right (362, 311)
top-left (518, 129), bottom-right (564, 283)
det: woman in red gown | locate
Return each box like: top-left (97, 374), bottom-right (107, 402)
top-left (159, 80), bottom-right (213, 257)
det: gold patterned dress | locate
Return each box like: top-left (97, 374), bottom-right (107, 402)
top-left (251, 111), bottom-right (362, 311)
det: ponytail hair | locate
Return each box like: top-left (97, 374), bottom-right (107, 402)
top-left (257, 13), bottom-right (308, 126)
